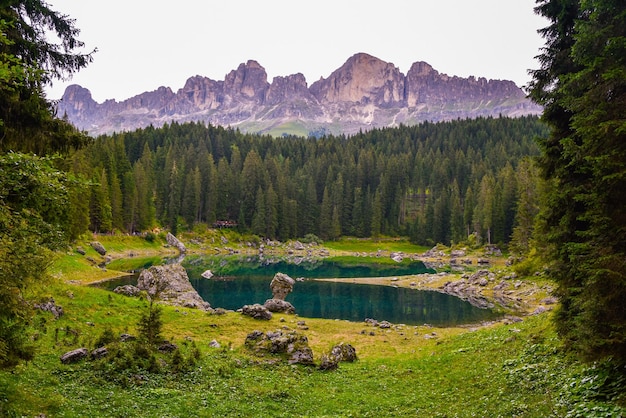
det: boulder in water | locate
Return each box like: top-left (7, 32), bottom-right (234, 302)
top-left (270, 272), bottom-right (295, 300)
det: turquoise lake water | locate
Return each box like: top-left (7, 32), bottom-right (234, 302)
top-left (103, 256), bottom-right (501, 326)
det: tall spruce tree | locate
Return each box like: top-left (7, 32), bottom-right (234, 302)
top-left (0, 2), bottom-right (92, 366)
top-left (0, 2), bottom-right (93, 153)
top-left (530, 0), bottom-right (626, 361)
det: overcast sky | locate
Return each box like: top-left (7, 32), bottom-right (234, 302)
top-left (46, 0), bottom-right (548, 102)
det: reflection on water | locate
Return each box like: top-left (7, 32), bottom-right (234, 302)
top-left (183, 256), bottom-right (499, 326)
top-left (189, 275), bottom-right (500, 326)
top-left (100, 256), bottom-right (501, 326)
top-left (182, 255), bottom-right (435, 279)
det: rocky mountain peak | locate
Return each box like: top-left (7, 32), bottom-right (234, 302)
top-left (56, 53), bottom-right (542, 137)
top-left (310, 52), bottom-right (405, 106)
top-left (266, 73), bottom-right (312, 104)
top-left (224, 60), bottom-right (269, 102)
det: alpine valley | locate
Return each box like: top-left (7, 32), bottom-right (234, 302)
top-left (57, 52), bottom-right (542, 137)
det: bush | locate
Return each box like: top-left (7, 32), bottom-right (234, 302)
top-left (137, 304), bottom-right (164, 346)
top-left (94, 327), bottom-right (117, 348)
top-left (144, 231), bottom-right (157, 243)
top-left (300, 234), bottom-right (322, 245)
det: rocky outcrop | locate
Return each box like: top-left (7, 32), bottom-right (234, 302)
top-left (166, 232), bottom-right (186, 253)
top-left (60, 348), bottom-right (88, 364)
top-left (330, 342), bottom-right (357, 362)
top-left (309, 53), bottom-right (405, 107)
top-left (245, 329), bottom-right (314, 365)
top-left (113, 285), bottom-right (141, 297)
top-left (240, 303), bottom-right (272, 320)
top-left (270, 272), bottom-right (295, 300)
top-left (319, 342), bottom-right (358, 370)
top-left (57, 53), bottom-right (542, 137)
top-left (264, 298), bottom-right (296, 314)
top-left (90, 241), bottom-right (107, 256)
top-left (35, 297), bottom-right (64, 319)
top-left (136, 264), bottom-right (211, 310)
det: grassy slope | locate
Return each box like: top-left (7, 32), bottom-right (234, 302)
top-left (2, 234), bottom-right (625, 417)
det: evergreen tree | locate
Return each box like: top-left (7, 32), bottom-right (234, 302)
top-left (109, 172), bottom-right (124, 231)
top-left (510, 158), bottom-right (540, 255)
top-left (265, 184), bottom-right (278, 238)
top-left (0, 2), bottom-right (91, 367)
top-left (319, 186), bottom-right (333, 240)
top-left (449, 180), bottom-right (464, 244)
top-left (203, 153), bottom-right (218, 225)
top-left (167, 161), bottom-right (182, 234)
top-left (529, 0), bottom-right (626, 361)
top-left (251, 187), bottom-right (266, 236)
top-left (89, 168), bottom-right (112, 233)
top-left (0, 3), bottom-right (93, 154)
top-left (473, 174), bottom-right (496, 244)
top-left (122, 171), bottom-right (137, 232)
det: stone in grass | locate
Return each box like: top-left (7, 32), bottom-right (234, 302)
top-left (158, 342), bottom-right (178, 353)
top-left (60, 348), bottom-right (88, 364)
top-left (90, 241), bottom-right (107, 256)
top-left (318, 354), bottom-right (339, 371)
top-left (241, 304), bottom-right (272, 320)
top-left (330, 342), bottom-right (357, 363)
top-left (245, 329), bottom-right (314, 366)
top-left (113, 285), bottom-right (141, 297)
top-left (318, 343), bottom-right (358, 371)
top-left (90, 346), bottom-right (108, 360)
top-left (34, 297), bottom-right (64, 319)
top-left (264, 298), bottom-right (295, 314)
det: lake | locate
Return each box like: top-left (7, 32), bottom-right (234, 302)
top-left (105, 255), bottom-right (500, 326)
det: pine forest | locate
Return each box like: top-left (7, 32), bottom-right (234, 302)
top-left (72, 116), bottom-right (548, 249)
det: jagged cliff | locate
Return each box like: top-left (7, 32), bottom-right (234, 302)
top-left (57, 53), bottom-right (541, 137)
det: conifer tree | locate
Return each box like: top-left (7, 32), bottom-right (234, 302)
top-left (529, 0), bottom-right (626, 361)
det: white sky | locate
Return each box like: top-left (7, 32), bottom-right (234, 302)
top-left (46, 0), bottom-right (548, 102)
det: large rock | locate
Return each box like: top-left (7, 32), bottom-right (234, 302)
top-left (113, 285), bottom-right (141, 297)
top-left (330, 342), bottom-right (357, 362)
top-left (166, 232), bottom-right (187, 253)
top-left (90, 241), bottom-right (107, 256)
top-left (60, 348), bottom-right (88, 364)
top-left (90, 347), bottom-right (108, 360)
top-left (136, 264), bottom-right (211, 310)
top-left (245, 329), bottom-right (314, 365)
top-left (318, 343), bottom-right (357, 371)
top-left (270, 272), bottom-right (295, 300)
top-left (264, 298), bottom-right (296, 314)
top-left (241, 304), bottom-right (272, 320)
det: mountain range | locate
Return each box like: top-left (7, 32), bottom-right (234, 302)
top-left (57, 52), bottom-right (542, 137)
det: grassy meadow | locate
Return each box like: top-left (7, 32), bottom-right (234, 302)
top-left (1, 233), bottom-right (625, 417)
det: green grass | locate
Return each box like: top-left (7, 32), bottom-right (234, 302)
top-left (2, 278), bottom-right (625, 417)
top-left (325, 254), bottom-right (425, 266)
top-left (87, 233), bottom-right (168, 254)
top-left (324, 236), bottom-right (429, 254)
top-left (105, 256), bottom-right (164, 272)
top-left (2, 233), bottom-right (625, 416)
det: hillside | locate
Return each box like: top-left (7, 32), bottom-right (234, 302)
top-left (57, 52), bottom-right (542, 137)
